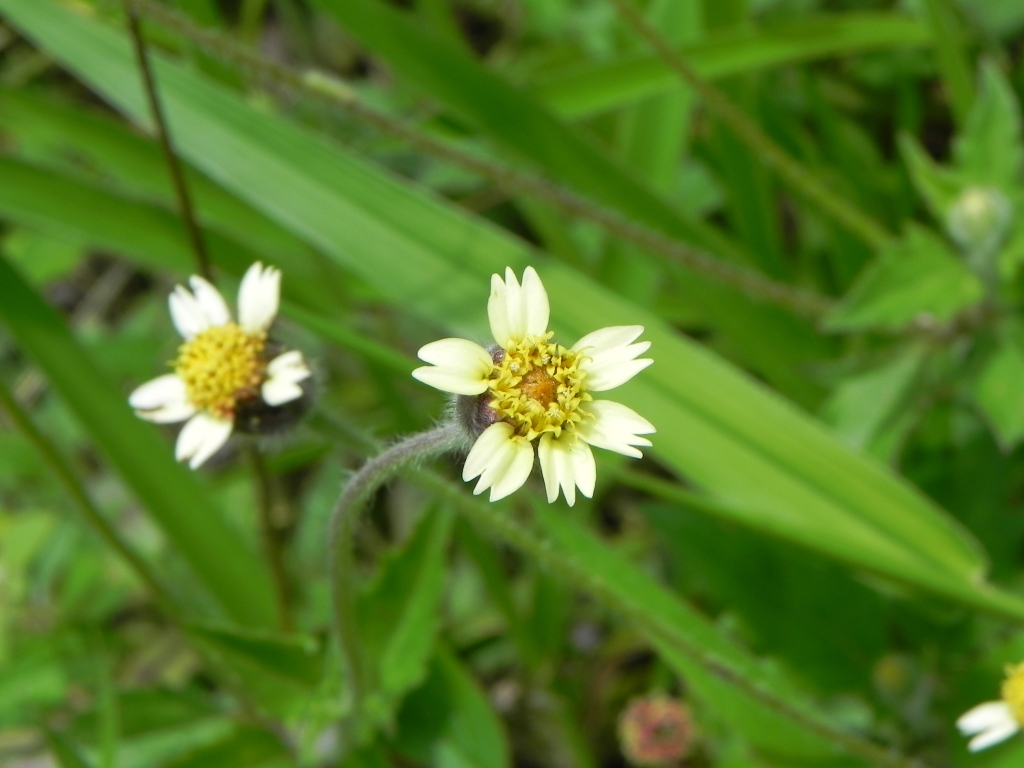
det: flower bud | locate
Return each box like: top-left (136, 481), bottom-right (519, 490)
top-left (618, 696), bottom-right (693, 766)
top-left (946, 186), bottom-right (1012, 258)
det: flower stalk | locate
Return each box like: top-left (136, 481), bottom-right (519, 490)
top-left (123, 0), bottom-right (212, 281)
top-left (250, 446), bottom-right (293, 632)
top-left (328, 423), bottom-right (466, 717)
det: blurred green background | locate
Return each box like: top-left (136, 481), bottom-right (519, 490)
top-left (3, 0), bottom-right (1024, 766)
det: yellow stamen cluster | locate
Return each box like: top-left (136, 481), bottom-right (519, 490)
top-left (175, 323), bottom-right (266, 419)
top-left (1003, 663), bottom-right (1024, 725)
top-left (488, 333), bottom-right (589, 440)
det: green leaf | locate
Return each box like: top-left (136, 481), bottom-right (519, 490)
top-left (532, 504), bottom-right (851, 763)
top-left (186, 624), bottom-right (324, 720)
top-left (3, 228), bottom-right (84, 283)
top-left (46, 730), bottom-right (93, 768)
top-left (394, 649), bottom-right (510, 768)
top-left (0, 87), bottom-right (324, 277)
top-left (954, 62), bottom-right (1023, 189)
top-left (821, 347), bottom-right (927, 454)
top-left (0, 255), bottom-right (279, 628)
top-left (11, 0), bottom-right (1024, 623)
top-left (529, 13), bottom-right (931, 119)
top-left (898, 133), bottom-right (966, 224)
top-left (188, 625), bottom-right (323, 687)
top-left (308, 0), bottom-right (844, 390)
top-left (157, 727), bottom-right (293, 768)
top-left (972, 341), bottom-right (1024, 448)
top-left (644, 501), bottom-right (886, 692)
top-left (357, 509), bottom-right (454, 721)
top-left (827, 225), bottom-right (983, 331)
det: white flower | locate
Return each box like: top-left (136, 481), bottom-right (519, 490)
top-left (958, 663), bottom-right (1024, 752)
top-left (412, 266), bottom-right (654, 505)
top-left (129, 263), bottom-right (310, 469)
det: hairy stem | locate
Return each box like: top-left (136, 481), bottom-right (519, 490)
top-left (250, 446), bottom-right (294, 632)
top-left (123, 0), bottom-right (213, 281)
top-left (328, 423), bottom-right (466, 717)
top-left (608, 0), bottom-right (893, 253)
top-left (0, 376), bottom-right (174, 613)
top-left (125, 0), bottom-right (834, 318)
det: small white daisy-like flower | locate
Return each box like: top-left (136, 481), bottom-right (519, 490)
top-left (129, 262), bottom-right (311, 469)
top-left (957, 663), bottom-right (1024, 752)
top-left (412, 266), bottom-right (655, 505)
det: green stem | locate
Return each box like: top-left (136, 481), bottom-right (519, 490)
top-left (123, 0), bottom-right (213, 281)
top-left (249, 446), bottom-right (293, 632)
top-left (608, 0), bottom-right (893, 253)
top-left (0, 375), bottom-right (174, 612)
top-left (328, 423), bottom-right (466, 718)
top-left (125, 0), bottom-right (834, 318)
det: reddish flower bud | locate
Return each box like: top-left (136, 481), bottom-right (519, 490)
top-left (618, 696), bottom-right (693, 766)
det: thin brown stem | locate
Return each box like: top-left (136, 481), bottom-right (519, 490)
top-left (249, 446), bottom-right (293, 632)
top-left (124, 0), bottom-right (834, 318)
top-left (123, 0), bottom-right (213, 281)
top-left (608, 0), bottom-right (893, 253)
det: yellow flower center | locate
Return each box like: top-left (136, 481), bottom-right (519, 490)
top-left (174, 323), bottom-right (267, 419)
top-left (1003, 663), bottom-right (1024, 725)
top-left (488, 333), bottom-right (589, 440)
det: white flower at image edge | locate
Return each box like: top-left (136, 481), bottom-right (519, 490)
top-left (412, 266), bottom-right (655, 505)
top-left (129, 263), bottom-right (311, 469)
top-left (957, 663), bottom-right (1024, 752)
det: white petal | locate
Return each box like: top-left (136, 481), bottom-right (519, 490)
top-left (175, 413), bottom-right (233, 469)
top-left (129, 374), bottom-right (188, 410)
top-left (968, 721), bottom-right (1020, 752)
top-left (572, 325), bottom-right (644, 354)
top-left (488, 272), bottom-right (511, 347)
top-left (573, 325), bottom-right (653, 392)
top-left (577, 400), bottom-right (656, 459)
top-left (266, 351), bottom-right (311, 384)
top-left (189, 276), bottom-right (231, 327)
top-left (169, 286), bottom-right (208, 339)
top-left (262, 377), bottom-right (305, 406)
top-left (520, 266), bottom-right (549, 338)
top-left (487, 266), bottom-right (549, 346)
top-left (463, 422), bottom-right (513, 481)
top-left (538, 433), bottom-right (595, 507)
top-left (137, 401), bottom-right (197, 424)
top-left (463, 422), bottom-right (534, 501)
top-left (238, 262), bottom-right (281, 332)
top-left (267, 350), bottom-right (304, 376)
top-left (412, 338), bottom-right (493, 396)
top-left (489, 440), bottom-right (535, 501)
top-left (958, 702), bottom-right (1017, 735)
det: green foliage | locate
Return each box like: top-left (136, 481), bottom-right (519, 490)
top-left (1, 0), bottom-right (1024, 766)
top-left (826, 225), bottom-right (984, 331)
